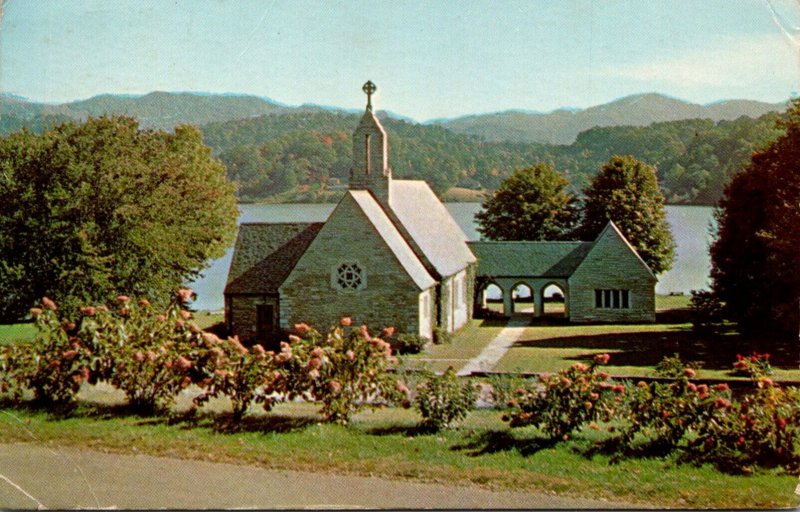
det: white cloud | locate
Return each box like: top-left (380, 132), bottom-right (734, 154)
top-left (593, 34), bottom-right (797, 90)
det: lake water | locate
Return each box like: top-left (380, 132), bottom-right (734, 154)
top-left (188, 203), bottom-right (715, 311)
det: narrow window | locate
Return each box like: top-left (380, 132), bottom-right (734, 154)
top-left (603, 289), bottom-right (611, 308)
top-left (595, 289), bottom-right (602, 308)
top-left (365, 134), bottom-right (371, 175)
top-left (622, 290), bottom-right (630, 308)
top-left (612, 289), bottom-right (620, 308)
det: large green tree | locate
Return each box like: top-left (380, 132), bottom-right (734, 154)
top-left (475, 163), bottom-right (578, 241)
top-left (576, 155), bottom-right (675, 274)
top-left (710, 100), bottom-right (800, 337)
top-left (0, 116), bottom-right (238, 321)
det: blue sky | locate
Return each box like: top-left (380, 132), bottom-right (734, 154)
top-left (1, 0), bottom-right (798, 121)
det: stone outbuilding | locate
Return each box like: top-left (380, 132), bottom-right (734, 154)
top-left (469, 221), bottom-right (657, 322)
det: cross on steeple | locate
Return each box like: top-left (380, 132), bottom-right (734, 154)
top-left (362, 80), bottom-right (377, 111)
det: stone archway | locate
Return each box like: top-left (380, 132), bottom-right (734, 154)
top-left (479, 282), bottom-right (506, 316)
top-left (541, 282), bottom-right (567, 318)
top-left (510, 282), bottom-right (534, 315)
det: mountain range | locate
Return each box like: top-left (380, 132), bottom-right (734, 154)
top-left (0, 91), bottom-right (787, 145)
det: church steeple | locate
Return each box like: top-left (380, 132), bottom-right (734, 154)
top-left (349, 80), bottom-right (391, 203)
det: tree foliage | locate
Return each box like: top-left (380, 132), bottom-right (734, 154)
top-left (0, 116), bottom-right (238, 321)
top-left (710, 100), bottom-right (800, 337)
top-left (475, 163), bottom-right (579, 241)
top-left (577, 155), bottom-right (676, 274)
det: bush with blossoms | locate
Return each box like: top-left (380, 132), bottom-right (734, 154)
top-left (76, 292), bottom-right (215, 413)
top-left (687, 377), bottom-right (800, 474)
top-left (414, 366), bottom-right (476, 431)
top-left (282, 319), bottom-right (410, 424)
top-left (503, 353), bottom-right (620, 440)
top-left (616, 368), bottom-right (731, 454)
top-left (0, 297), bottom-right (94, 408)
top-left (731, 352), bottom-right (773, 381)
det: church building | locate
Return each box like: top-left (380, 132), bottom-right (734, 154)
top-left (224, 82), bottom-right (477, 343)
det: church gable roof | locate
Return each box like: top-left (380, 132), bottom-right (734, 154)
top-left (225, 223), bottom-right (324, 294)
top-left (389, 180), bottom-right (476, 277)
top-left (349, 190), bottom-right (436, 290)
top-left (468, 241), bottom-right (594, 278)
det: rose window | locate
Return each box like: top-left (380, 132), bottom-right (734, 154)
top-left (335, 262), bottom-right (364, 290)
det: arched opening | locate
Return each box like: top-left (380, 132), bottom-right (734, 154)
top-left (511, 283), bottom-right (534, 315)
top-left (479, 283), bottom-right (505, 316)
top-left (542, 283), bottom-right (566, 317)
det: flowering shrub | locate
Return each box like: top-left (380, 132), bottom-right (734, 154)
top-left (414, 366), bottom-right (476, 431)
top-left (688, 380), bottom-right (800, 474)
top-left (193, 333), bottom-right (283, 422)
top-left (617, 371), bottom-right (729, 454)
top-left (654, 353), bottom-right (702, 379)
top-left (504, 353), bottom-right (618, 440)
top-left (732, 352), bottom-right (773, 380)
top-left (0, 298), bottom-right (94, 408)
top-left (285, 321), bottom-right (409, 424)
top-left (76, 292), bottom-right (210, 414)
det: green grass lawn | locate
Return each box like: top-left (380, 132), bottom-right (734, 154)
top-left (0, 400), bottom-right (795, 509)
top-left (493, 321), bottom-right (800, 381)
top-left (0, 322), bottom-right (36, 345)
top-left (403, 319), bottom-right (506, 372)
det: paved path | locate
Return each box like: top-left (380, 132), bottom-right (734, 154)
top-left (457, 315), bottom-right (529, 376)
top-left (0, 443), bottom-right (640, 509)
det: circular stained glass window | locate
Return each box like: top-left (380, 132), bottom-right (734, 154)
top-left (335, 262), bottom-right (364, 290)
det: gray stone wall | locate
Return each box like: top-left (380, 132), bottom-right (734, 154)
top-left (226, 294), bottom-right (280, 344)
top-left (280, 194), bottom-right (427, 336)
top-left (568, 228), bottom-right (656, 323)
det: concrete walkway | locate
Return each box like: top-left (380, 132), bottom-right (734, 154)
top-left (0, 443), bottom-right (640, 509)
top-left (457, 315), bottom-right (530, 376)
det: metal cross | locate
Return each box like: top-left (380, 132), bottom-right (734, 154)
top-left (362, 80), bottom-right (377, 111)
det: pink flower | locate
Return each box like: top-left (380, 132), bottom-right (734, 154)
top-left (118, 307), bottom-right (130, 317)
top-left (80, 306), bottom-right (96, 316)
top-left (381, 326), bottom-right (395, 338)
top-left (137, 299), bottom-right (151, 307)
top-left (41, 297), bottom-right (57, 310)
top-left (174, 356), bottom-right (192, 371)
top-left (637, 381), bottom-right (648, 388)
top-left (133, 351), bottom-right (145, 362)
top-left (328, 380), bottom-right (342, 394)
top-left (687, 382), bottom-right (697, 392)
top-left (62, 349), bottom-right (78, 360)
top-left (175, 319), bottom-right (185, 329)
top-left (713, 397), bottom-right (731, 409)
top-left (96, 305), bottom-right (109, 312)
top-left (777, 417), bottom-right (787, 430)
top-left (294, 323), bottom-right (310, 335)
top-left (340, 317), bottom-right (352, 327)
top-left (146, 351), bottom-right (158, 362)
top-left (180, 376), bottom-right (191, 388)
top-left (593, 353), bottom-right (611, 365)
top-left (311, 347), bottom-right (325, 358)
top-left (589, 392), bottom-right (600, 400)
top-left (308, 357), bottom-right (322, 369)
top-left (180, 310), bottom-right (192, 320)
top-left (116, 295), bottom-right (130, 304)
top-left (359, 325), bottom-right (371, 340)
top-left (683, 368), bottom-right (697, 379)
top-left (584, 401), bottom-right (593, 409)
top-left (29, 307), bottom-right (43, 318)
top-left (156, 314), bottom-right (167, 322)
top-left (308, 368), bottom-right (320, 379)
top-left (571, 362), bottom-right (588, 372)
top-left (345, 350), bottom-right (355, 361)
top-left (612, 384), bottom-right (625, 394)
top-left (758, 377), bottom-right (774, 388)
top-left (202, 332), bottom-right (221, 345)
top-left (714, 383), bottom-right (729, 392)
top-left (596, 371), bottom-right (610, 381)
top-left (396, 381), bottom-right (409, 394)
top-left (288, 335), bottom-right (302, 344)
top-left (177, 288), bottom-right (194, 305)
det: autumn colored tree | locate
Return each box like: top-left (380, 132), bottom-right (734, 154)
top-left (710, 100), bottom-right (800, 337)
top-left (476, 163), bottom-right (579, 241)
top-left (0, 116), bottom-right (238, 321)
top-left (577, 155), bottom-right (675, 274)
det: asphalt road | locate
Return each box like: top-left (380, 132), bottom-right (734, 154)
top-left (0, 442), bottom-right (642, 509)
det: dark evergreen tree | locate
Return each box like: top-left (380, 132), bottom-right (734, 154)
top-left (710, 100), bottom-right (800, 337)
top-left (475, 163), bottom-right (579, 241)
top-left (577, 155), bottom-right (675, 274)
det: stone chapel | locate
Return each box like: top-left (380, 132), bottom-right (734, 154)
top-left (224, 81), bottom-right (477, 344)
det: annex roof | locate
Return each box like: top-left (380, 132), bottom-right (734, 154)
top-left (350, 190), bottom-right (436, 290)
top-left (467, 240), bottom-right (594, 278)
top-left (389, 180), bottom-right (476, 277)
top-left (225, 222), bottom-right (324, 294)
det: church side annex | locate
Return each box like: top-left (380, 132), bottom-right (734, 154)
top-left (224, 82), bottom-right (656, 345)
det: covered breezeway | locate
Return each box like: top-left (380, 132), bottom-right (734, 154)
top-left (477, 278), bottom-right (569, 318)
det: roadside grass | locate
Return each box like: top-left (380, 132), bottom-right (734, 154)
top-left (656, 294), bottom-right (691, 311)
top-left (404, 318), bottom-right (506, 372)
top-left (493, 321), bottom-right (800, 381)
top-left (0, 400), bottom-right (795, 509)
